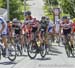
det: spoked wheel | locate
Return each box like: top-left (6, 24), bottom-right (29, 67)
top-left (65, 44), bottom-right (74, 57)
top-left (27, 40), bottom-right (37, 59)
top-left (16, 44), bottom-right (22, 56)
top-left (65, 46), bottom-right (70, 57)
top-left (40, 43), bottom-right (47, 58)
top-left (69, 45), bottom-right (74, 57)
top-left (8, 43), bottom-right (16, 61)
top-left (0, 47), bottom-right (1, 60)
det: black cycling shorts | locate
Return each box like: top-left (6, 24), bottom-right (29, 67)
top-left (40, 27), bottom-right (46, 32)
top-left (63, 28), bottom-right (71, 35)
top-left (32, 27), bottom-right (38, 33)
top-left (15, 29), bottom-right (21, 34)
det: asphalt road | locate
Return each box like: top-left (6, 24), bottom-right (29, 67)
top-left (0, 0), bottom-right (75, 68)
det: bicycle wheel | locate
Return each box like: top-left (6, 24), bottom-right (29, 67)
top-left (0, 47), bottom-right (1, 60)
top-left (8, 43), bottom-right (16, 61)
top-left (16, 44), bottom-right (22, 56)
top-left (65, 45), bottom-right (70, 57)
top-left (27, 40), bottom-right (37, 59)
top-left (40, 43), bottom-right (47, 58)
top-left (69, 45), bottom-right (74, 57)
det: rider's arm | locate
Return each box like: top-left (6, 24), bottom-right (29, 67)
top-left (0, 19), bottom-right (5, 33)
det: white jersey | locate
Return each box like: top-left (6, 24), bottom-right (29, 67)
top-left (48, 20), bottom-right (54, 32)
top-left (48, 20), bottom-right (54, 28)
top-left (0, 17), bottom-right (7, 35)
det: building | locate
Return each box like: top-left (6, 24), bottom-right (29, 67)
top-left (0, 8), bottom-right (8, 21)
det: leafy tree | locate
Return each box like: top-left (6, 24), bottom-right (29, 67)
top-left (0, 0), bottom-right (4, 7)
top-left (58, 0), bottom-right (75, 18)
top-left (1, 0), bottom-right (24, 20)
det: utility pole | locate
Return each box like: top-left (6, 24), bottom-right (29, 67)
top-left (24, 0), bottom-right (26, 13)
top-left (7, 0), bottom-right (9, 20)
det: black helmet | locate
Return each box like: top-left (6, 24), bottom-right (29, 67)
top-left (62, 16), bottom-right (68, 20)
top-left (7, 20), bottom-right (10, 23)
top-left (24, 11), bottom-right (31, 16)
top-left (41, 16), bottom-right (46, 19)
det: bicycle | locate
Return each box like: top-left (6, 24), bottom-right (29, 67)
top-left (64, 34), bottom-right (74, 57)
top-left (14, 34), bottom-right (23, 56)
top-left (27, 29), bottom-right (47, 59)
top-left (0, 35), bottom-right (16, 61)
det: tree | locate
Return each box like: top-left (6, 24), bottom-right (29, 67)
top-left (59, 0), bottom-right (75, 18)
top-left (1, 0), bottom-right (24, 20)
top-left (0, 0), bottom-right (4, 8)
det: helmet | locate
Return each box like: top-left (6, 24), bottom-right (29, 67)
top-left (12, 18), bottom-right (19, 23)
top-left (41, 16), bottom-right (46, 19)
top-left (62, 16), bottom-right (68, 20)
top-left (24, 11), bottom-right (31, 16)
top-left (46, 16), bottom-right (49, 20)
top-left (7, 20), bottom-right (10, 23)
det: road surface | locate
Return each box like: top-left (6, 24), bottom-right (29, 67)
top-left (0, 0), bottom-right (75, 68)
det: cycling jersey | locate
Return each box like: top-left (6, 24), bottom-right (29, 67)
top-left (22, 24), bottom-right (32, 33)
top-left (40, 21), bottom-right (48, 28)
top-left (24, 17), bottom-right (38, 33)
top-left (12, 24), bottom-right (21, 34)
top-left (72, 23), bottom-right (75, 32)
top-left (40, 20), bottom-right (48, 31)
top-left (0, 17), bottom-right (7, 35)
top-left (61, 21), bottom-right (72, 29)
top-left (48, 21), bottom-right (54, 32)
top-left (61, 21), bottom-right (72, 35)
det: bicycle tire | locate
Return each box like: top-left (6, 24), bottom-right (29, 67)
top-left (0, 48), bottom-right (1, 60)
top-left (27, 40), bottom-right (37, 59)
top-left (17, 44), bottom-right (22, 56)
top-left (8, 44), bottom-right (16, 61)
top-left (40, 43), bottom-right (47, 58)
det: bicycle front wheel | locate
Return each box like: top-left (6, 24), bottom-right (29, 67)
top-left (40, 43), bottom-right (47, 58)
top-left (8, 43), bottom-right (16, 61)
top-left (27, 40), bottom-right (37, 59)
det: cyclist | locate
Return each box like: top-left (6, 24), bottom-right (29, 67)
top-left (47, 17), bottom-right (55, 42)
top-left (60, 16), bottom-right (73, 48)
top-left (47, 17), bottom-right (54, 35)
top-left (23, 11), bottom-right (39, 42)
top-left (12, 18), bottom-right (22, 44)
top-left (39, 16), bottom-right (48, 46)
top-left (0, 16), bottom-right (8, 57)
top-left (7, 21), bottom-right (13, 38)
top-left (12, 18), bottom-right (21, 35)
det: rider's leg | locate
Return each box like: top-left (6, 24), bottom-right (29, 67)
top-left (70, 35), bottom-right (74, 48)
top-left (2, 35), bottom-right (7, 48)
top-left (2, 35), bottom-right (8, 57)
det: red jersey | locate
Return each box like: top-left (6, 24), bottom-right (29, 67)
top-left (72, 23), bottom-right (75, 32)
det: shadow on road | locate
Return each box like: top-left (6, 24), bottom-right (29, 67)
top-left (36, 57), bottom-right (51, 61)
top-left (47, 53), bottom-right (58, 56)
top-left (16, 54), bottom-right (28, 57)
top-left (0, 57), bottom-right (25, 65)
top-left (49, 46), bottom-right (62, 54)
top-left (0, 61), bottom-right (16, 65)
